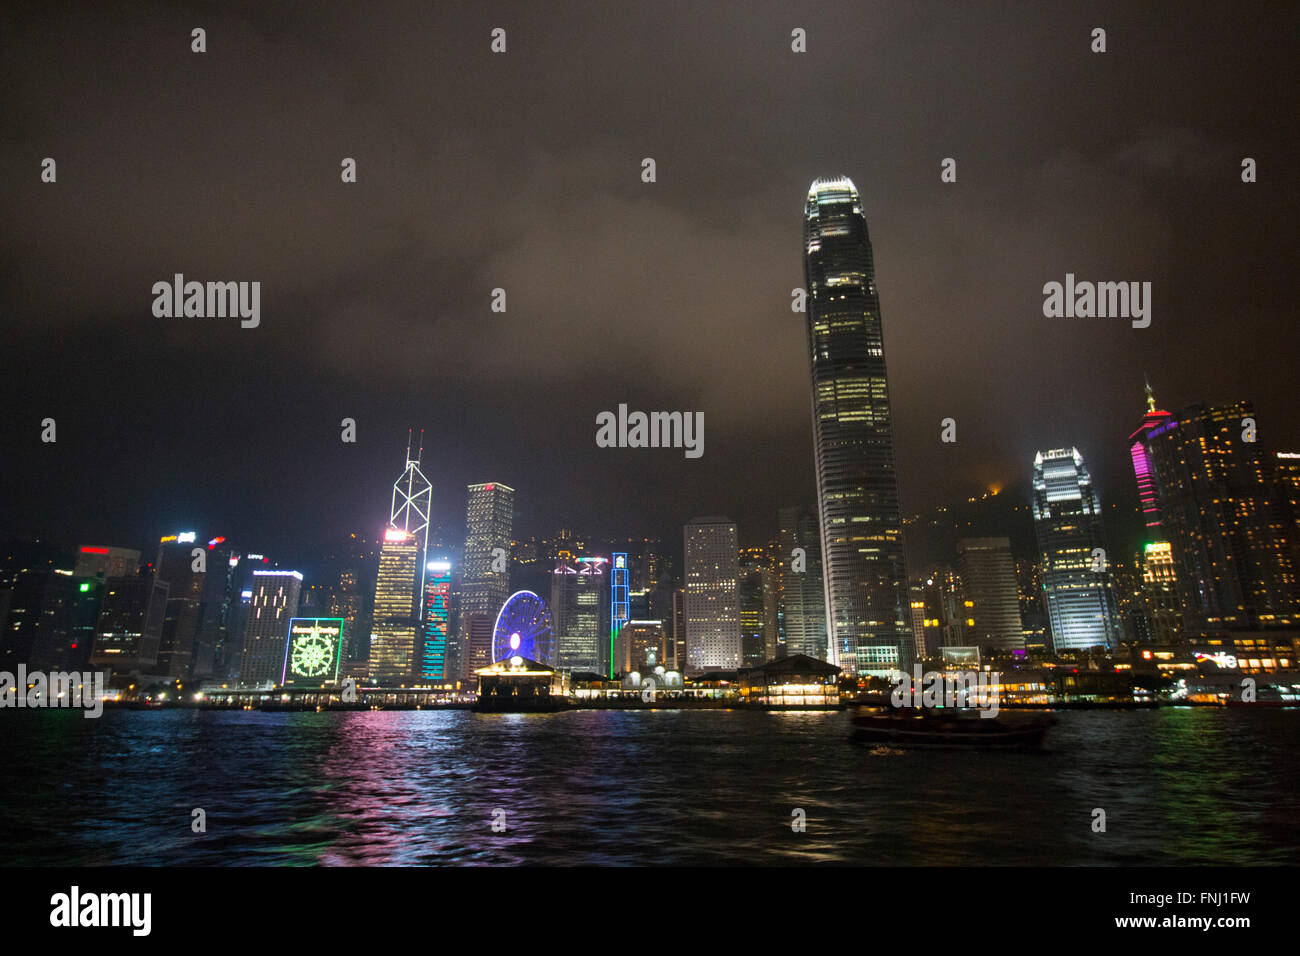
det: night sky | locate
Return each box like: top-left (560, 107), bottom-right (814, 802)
top-left (2, 2), bottom-right (1297, 566)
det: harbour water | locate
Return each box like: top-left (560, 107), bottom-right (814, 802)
top-left (3, 707), bottom-right (1297, 865)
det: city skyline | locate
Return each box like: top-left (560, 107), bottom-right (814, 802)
top-left (6, 0), bottom-right (1300, 914)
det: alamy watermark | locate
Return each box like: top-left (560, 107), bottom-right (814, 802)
top-left (50, 886), bottom-right (151, 936)
top-left (152, 273), bottom-right (260, 328)
top-left (0, 666), bottom-right (106, 718)
top-left (1042, 274), bottom-right (1150, 328)
top-left (595, 404), bottom-right (703, 459)
top-left (890, 665), bottom-right (1001, 718)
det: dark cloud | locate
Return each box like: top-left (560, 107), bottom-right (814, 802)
top-left (1, 1), bottom-right (1296, 563)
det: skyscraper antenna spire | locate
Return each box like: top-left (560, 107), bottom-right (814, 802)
top-left (1144, 376), bottom-right (1156, 413)
top-left (417, 429), bottom-right (424, 462)
top-left (406, 428), bottom-right (412, 463)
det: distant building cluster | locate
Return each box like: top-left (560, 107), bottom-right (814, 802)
top-left (4, 179), bottom-right (1299, 700)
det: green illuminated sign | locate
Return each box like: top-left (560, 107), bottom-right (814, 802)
top-left (282, 618), bottom-right (345, 687)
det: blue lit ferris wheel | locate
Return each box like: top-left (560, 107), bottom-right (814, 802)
top-left (492, 590), bottom-right (555, 665)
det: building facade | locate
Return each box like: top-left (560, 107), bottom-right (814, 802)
top-left (369, 529), bottom-right (420, 685)
top-left (418, 558), bottom-right (453, 682)
top-left (802, 175), bottom-right (911, 675)
top-left (1031, 448), bottom-right (1123, 652)
top-left (90, 574), bottom-right (169, 683)
top-left (1142, 402), bottom-right (1300, 632)
top-left (551, 552), bottom-right (605, 673)
top-left (1128, 382), bottom-right (1177, 530)
top-left (683, 517), bottom-right (741, 672)
top-left (955, 538), bottom-right (1024, 653)
top-left (237, 570), bottom-right (302, 685)
top-left (776, 505), bottom-right (827, 661)
top-left (457, 482), bottom-right (515, 678)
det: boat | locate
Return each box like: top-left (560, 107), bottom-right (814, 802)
top-left (849, 702), bottom-right (1054, 749)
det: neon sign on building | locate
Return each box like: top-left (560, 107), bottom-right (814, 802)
top-left (281, 618), bottom-right (345, 687)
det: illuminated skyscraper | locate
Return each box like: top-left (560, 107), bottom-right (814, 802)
top-left (609, 552), bottom-right (629, 677)
top-left (418, 558), bottom-right (452, 682)
top-left (237, 569), bottom-right (302, 685)
top-left (369, 529), bottom-right (420, 685)
top-left (551, 552), bottom-right (605, 673)
top-left (1031, 448), bottom-right (1123, 652)
top-left (1142, 402), bottom-right (1300, 632)
top-left (683, 517), bottom-right (741, 673)
top-left (803, 175), bottom-right (911, 676)
top-left (1128, 381), bottom-right (1176, 530)
top-left (457, 482), bottom-right (515, 677)
top-left (1139, 542), bottom-right (1181, 644)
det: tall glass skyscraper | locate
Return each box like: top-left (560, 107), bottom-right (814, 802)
top-left (803, 175), bottom-right (911, 676)
top-left (1031, 448), bottom-right (1122, 652)
top-left (369, 529), bottom-right (419, 684)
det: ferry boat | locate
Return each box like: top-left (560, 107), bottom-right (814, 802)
top-left (849, 701), bottom-right (1054, 749)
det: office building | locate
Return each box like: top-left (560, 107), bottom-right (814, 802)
top-left (955, 538), bottom-right (1025, 653)
top-left (551, 553), bottom-right (605, 673)
top-left (237, 570), bottom-right (302, 686)
top-left (1142, 401), bottom-right (1300, 631)
top-left (776, 506), bottom-right (827, 660)
top-left (91, 573), bottom-right (170, 684)
top-left (369, 529), bottom-right (420, 685)
top-left (684, 517), bottom-right (741, 672)
top-left (458, 482), bottom-right (515, 675)
top-left (418, 558), bottom-right (453, 682)
top-left (1031, 448), bottom-right (1123, 652)
top-left (1128, 381), bottom-right (1176, 530)
top-left (802, 175), bottom-right (911, 675)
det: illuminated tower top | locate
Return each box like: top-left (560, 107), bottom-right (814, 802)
top-left (391, 429), bottom-right (433, 612)
top-left (392, 429), bottom-right (432, 543)
top-left (1128, 382), bottom-right (1175, 530)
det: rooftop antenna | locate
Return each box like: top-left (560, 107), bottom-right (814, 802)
top-left (1143, 375), bottom-right (1156, 413)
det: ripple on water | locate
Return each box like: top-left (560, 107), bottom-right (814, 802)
top-left (1, 708), bottom-right (1297, 864)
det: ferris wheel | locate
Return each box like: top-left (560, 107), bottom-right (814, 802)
top-left (491, 590), bottom-right (556, 665)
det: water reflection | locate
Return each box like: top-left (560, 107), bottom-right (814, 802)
top-left (1, 708), bottom-right (1296, 865)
